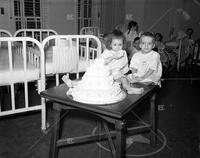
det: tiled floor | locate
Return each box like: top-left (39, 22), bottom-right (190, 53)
top-left (0, 67), bottom-right (200, 158)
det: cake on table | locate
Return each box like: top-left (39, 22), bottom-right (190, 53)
top-left (66, 58), bottom-right (127, 105)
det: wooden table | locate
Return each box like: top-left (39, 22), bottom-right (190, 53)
top-left (40, 83), bottom-right (159, 158)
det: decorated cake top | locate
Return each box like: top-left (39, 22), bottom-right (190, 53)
top-left (67, 58), bottom-right (126, 104)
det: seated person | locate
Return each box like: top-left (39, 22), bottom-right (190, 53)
top-left (185, 27), bottom-right (195, 49)
top-left (164, 30), bottom-right (188, 49)
top-left (128, 37), bottom-right (140, 61)
top-left (154, 32), bottom-right (165, 52)
top-left (63, 30), bottom-right (144, 94)
top-left (100, 33), bottom-right (111, 52)
top-left (128, 32), bottom-right (162, 86)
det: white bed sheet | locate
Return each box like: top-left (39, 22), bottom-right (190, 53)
top-left (44, 45), bottom-right (94, 75)
top-left (0, 47), bottom-right (39, 85)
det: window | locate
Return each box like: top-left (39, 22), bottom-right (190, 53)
top-left (14, 0), bottom-right (42, 30)
top-left (77, 0), bottom-right (92, 33)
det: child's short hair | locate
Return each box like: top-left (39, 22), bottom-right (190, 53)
top-left (140, 32), bottom-right (155, 43)
top-left (104, 29), bottom-right (125, 50)
top-left (155, 33), bottom-right (163, 42)
top-left (134, 37), bottom-right (140, 43)
top-left (127, 21), bottom-right (138, 32)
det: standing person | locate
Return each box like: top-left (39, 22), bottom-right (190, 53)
top-left (124, 21), bottom-right (139, 43)
top-left (129, 32), bottom-right (162, 86)
top-left (124, 21), bottom-right (143, 60)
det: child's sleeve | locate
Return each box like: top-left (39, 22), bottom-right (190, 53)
top-left (100, 49), bottom-right (111, 59)
top-left (149, 53), bottom-right (160, 71)
top-left (130, 54), bottom-right (138, 69)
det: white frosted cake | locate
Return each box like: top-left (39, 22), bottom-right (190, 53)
top-left (67, 58), bottom-right (126, 104)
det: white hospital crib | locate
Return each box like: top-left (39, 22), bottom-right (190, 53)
top-left (40, 34), bottom-right (102, 130)
top-left (0, 29), bottom-right (12, 37)
top-left (0, 29), bottom-right (12, 46)
top-left (0, 37), bottom-right (45, 123)
top-left (14, 29), bottom-right (58, 42)
top-left (80, 26), bottom-right (101, 37)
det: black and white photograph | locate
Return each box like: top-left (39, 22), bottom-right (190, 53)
top-left (0, 0), bottom-right (200, 157)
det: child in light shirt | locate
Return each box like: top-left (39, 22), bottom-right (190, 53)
top-left (129, 32), bottom-right (162, 86)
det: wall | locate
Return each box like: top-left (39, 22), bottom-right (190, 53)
top-left (143, 0), bottom-right (171, 38)
top-left (125, 0), bottom-right (145, 32)
top-left (102, 0), bottom-right (125, 33)
top-left (179, 0), bottom-right (200, 40)
top-left (0, 0), bottom-right (12, 32)
top-left (125, 0), bottom-right (200, 40)
top-left (47, 0), bottom-right (76, 34)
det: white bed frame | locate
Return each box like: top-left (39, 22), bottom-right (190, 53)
top-left (80, 26), bottom-right (101, 37)
top-left (0, 29), bottom-right (12, 47)
top-left (0, 29), bottom-right (102, 131)
top-left (0, 37), bottom-right (45, 120)
top-left (0, 29), bottom-right (12, 37)
top-left (14, 29), bottom-right (58, 42)
top-left (40, 34), bottom-right (102, 130)
top-left (0, 29), bottom-right (56, 130)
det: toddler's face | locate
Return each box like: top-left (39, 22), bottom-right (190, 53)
top-left (139, 36), bottom-right (155, 54)
top-left (110, 38), bottom-right (123, 52)
top-left (133, 40), bottom-right (140, 50)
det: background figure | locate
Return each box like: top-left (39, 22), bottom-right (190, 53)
top-left (154, 32), bottom-right (165, 52)
top-left (124, 20), bottom-right (139, 42)
top-left (185, 28), bottom-right (194, 39)
top-left (128, 37), bottom-right (140, 62)
top-left (101, 33), bottom-right (111, 51)
top-left (124, 21), bottom-right (140, 60)
top-left (185, 28), bottom-right (195, 49)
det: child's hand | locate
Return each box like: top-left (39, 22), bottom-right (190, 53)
top-left (135, 76), bottom-right (144, 82)
top-left (131, 74), bottom-right (144, 82)
top-left (114, 51), bottom-right (124, 59)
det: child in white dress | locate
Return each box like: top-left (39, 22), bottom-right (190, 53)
top-left (129, 32), bottom-right (162, 86)
top-left (100, 29), bottom-right (144, 94)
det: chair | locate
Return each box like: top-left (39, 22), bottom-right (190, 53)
top-left (191, 39), bottom-right (200, 66)
top-left (176, 36), bottom-right (192, 72)
top-left (190, 39), bottom-right (200, 83)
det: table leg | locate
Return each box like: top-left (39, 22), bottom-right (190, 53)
top-left (150, 93), bottom-right (157, 146)
top-left (49, 103), bottom-right (62, 158)
top-left (115, 120), bottom-right (126, 158)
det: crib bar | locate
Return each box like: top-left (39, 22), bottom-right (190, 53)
top-left (24, 81), bottom-right (29, 108)
top-left (80, 27), bottom-right (100, 37)
top-left (76, 39), bottom-right (80, 79)
top-left (11, 83), bottom-right (15, 111)
top-left (0, 105), bottom-right (41, 116)
top-left (23, 41), bottom-right (27, 70)
top-left (8, 41), bottom-right (13, 72)
top-left (40, 31), bottom-right (42, 42)
top-left (86, 38), bottom-right (89, 61)
top-left (0, 29), bottom-right (12, 47)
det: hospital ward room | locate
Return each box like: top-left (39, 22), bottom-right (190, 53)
top-left (0, 0), bottom-right (200, 158)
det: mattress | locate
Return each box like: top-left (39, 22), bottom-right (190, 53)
top-left (44, 44), bottom-right (95, 75)
top-left (0, 47), bottom-right (39, 85)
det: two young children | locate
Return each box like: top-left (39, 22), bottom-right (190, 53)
top-left (63, 30), bottom-right (162, 95)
